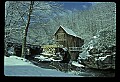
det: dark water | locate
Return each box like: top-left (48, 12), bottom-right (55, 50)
top-left (29, 58), bottom-right (115, 77)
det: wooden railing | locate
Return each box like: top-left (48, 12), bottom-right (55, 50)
top-left (69, 47), bottom-right (82, 52)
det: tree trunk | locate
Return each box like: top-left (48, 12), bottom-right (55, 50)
top-left (21, 1), bottom-right (34, 58)
top-left (4, 39), bottom-right (8, 56)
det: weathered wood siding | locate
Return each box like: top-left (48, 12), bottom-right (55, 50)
top-left (55, 27), bottom-right (67, 47)
top-left (54, 26), bottom-right (84, 61)
top-left (55, 27), bottom-right (84, 49)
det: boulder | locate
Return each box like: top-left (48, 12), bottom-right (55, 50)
top-left (77, 45), bottom-right (115, 69)
top-left (77, 30), bottom-right (116, 69)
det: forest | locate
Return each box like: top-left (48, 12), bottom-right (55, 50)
top-left (5, 2), bottom-right (116, 46)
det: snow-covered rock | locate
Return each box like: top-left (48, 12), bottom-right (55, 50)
top-left (77, 46), bottom-right (115, 69)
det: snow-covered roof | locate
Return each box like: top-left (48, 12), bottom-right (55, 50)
top-left (55, 25), bottom-right (81, 38)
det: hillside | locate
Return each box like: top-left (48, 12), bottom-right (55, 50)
top-left (5, 2), bottom-right (116, 52)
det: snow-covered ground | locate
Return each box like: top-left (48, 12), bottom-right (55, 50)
top-left (71, 61), bottom-right (85, 68)
top-left (4, 56), bottom-right (82, 77)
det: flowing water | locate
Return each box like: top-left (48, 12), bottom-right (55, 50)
top-left (29, 58), bottom-right (115, 77)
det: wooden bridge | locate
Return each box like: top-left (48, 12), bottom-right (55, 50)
top-left (41, 44), bottom-right (66, 54)
top-left (41, 44), bottom-right (58, 54)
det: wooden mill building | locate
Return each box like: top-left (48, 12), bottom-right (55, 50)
top-left (54, 25), bottom-right (84, 60)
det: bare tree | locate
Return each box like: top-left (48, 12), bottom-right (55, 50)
top-left (5, 1), bottom-right (64, 57)
top-left (21, 1), bottom-right (34, 58)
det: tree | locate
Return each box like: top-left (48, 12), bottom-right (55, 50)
top-left (5, 1), bottom-right (26, 55)
top-left (5, 1), bottom-right (64, 57)
top-left (21, 1), bottom-right (34, 58)
top-left (49, 2), bottom-right (116, 45)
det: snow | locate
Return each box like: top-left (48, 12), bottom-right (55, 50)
top-left (34, 54), bottom-right (62, 62)
top-left (61, 25), bottom-right (77, 37)
top-left (55, 25), bottom-right (81, 38)
top-left (7, 47), bottom-right (14, 54)
top-left (89, 46), bottom-right (94, 50)
top-left (79, 50), bottom-right (89, 59)
top-left (49, 57), bottom-right (62, 61)
top-left (41, 52), bottom-right (53, 56)
top-left (72, 61), bottom-right (85, 68)
top-left (4, 56), bottom-right (33, 66)
top-left (4, 56), bottom-right (81, 77)
top-left (98, 55), bottom-right (111, 61)
top-left (93, 36), bottom-right (97, 38)
top-left (35, 55), bottom-right (49, 60)
top-left (62, 47), bottom-right (68, 51)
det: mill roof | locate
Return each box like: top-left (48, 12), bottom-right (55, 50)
top-left (54, 25), bottom-right (81, 38)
